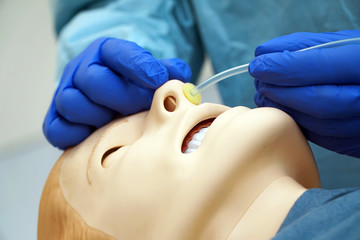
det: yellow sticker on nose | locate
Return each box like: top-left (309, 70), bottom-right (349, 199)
top-left (182, 83), bottom-right (202, 105)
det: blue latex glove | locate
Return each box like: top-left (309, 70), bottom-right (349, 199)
top-left (249, 30), bottom-right (360, 158)
top-left (43, 37), bottom-right (191, 149)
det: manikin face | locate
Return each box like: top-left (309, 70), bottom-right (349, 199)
top-left (59, 80), bottom-right (317, 239)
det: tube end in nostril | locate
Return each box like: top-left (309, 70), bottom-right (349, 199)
top-left (183, 83), bottom-right (202, 105)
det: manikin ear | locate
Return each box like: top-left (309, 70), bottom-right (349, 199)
top-left (38, 155), bottom-right (114, 240)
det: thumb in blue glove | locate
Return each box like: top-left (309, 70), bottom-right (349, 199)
top-left (43, 37), bottom-right (192, 149)
top-left (249, 30), bottom-right (360, 158)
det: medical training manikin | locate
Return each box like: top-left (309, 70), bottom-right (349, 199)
top-left (38, 80), bottom-right (320, 240)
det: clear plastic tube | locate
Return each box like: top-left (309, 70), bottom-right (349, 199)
top-left (191, 37), bottom-right (360, 96)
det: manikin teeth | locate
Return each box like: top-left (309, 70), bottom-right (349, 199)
top-left (184, 149), bottom-right (196, 154)
top-left (184, 127), bottom-right (208, 154)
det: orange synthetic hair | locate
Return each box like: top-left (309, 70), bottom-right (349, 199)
top-left (37, 153), bottom-right (114, 240)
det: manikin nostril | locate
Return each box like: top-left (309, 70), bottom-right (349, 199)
top-left (164, 96), bottom-right (176, 112)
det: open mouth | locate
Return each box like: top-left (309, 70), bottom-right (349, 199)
top-left (182, 118), bottom-right (216, 154)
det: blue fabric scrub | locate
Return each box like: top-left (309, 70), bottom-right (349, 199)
top-left (274, 188), bottom-right (360, 239)
top-left (51, 0), bottom-right (360, 188)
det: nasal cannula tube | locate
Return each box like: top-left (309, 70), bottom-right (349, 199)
top-left (190, 37), bottom-right (360, 97)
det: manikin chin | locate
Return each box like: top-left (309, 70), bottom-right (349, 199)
top-left (38, 80), bottom-right (320, 240)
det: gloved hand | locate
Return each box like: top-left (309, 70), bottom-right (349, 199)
top-left (43, 37), bottom-right (191, 149)
top-left (249, 30), bottom-right (360, 158)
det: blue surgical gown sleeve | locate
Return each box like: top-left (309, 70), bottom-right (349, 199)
top-left (274, 188), bottom-right (360, 239)
top-left (50, 0), bottom-right (204, 83)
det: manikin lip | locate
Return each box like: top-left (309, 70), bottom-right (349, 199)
top-left (181, 118), bottom-right (216, 153)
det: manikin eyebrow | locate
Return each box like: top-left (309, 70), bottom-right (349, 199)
top-left (87, 119), bottom-right (129, 184)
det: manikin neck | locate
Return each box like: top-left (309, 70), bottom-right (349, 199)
top-left (226, 176), bottom-right (306, 240)
top-left (152, 153), bottom-right (312, 240)
top-left (162, 175), bottom-right (307, 240)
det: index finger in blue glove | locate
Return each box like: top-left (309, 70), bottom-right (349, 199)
top-left (254, 30), bottom-right (360, 56)
top-left (255, 80), bottom-right (360, 119)
top-left (250, 45), bottom-right (360, 86)
top-left (43, 102), bottom-right (93, 149)
top-left (53, 60), bottom-right (116, 127)
top-left (292, 110), bottom-right (360, 138)
top-left (304, 130), bottom-right (360, 158)
top-left (73, 63), bottom-right (154, 115)
top-left (55, 87), bottom-right (115, 127)
top-left (254, 92), bottom-right (360, 137)
top-left (160, 58), bottom-right (192, 82)
top-left (99, 38), bottom-right (168, 89)
top-left (254, 94), bottom-right (360, 157)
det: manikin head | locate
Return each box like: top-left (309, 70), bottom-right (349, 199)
top-left (38, 80), bottom-right (320, 240)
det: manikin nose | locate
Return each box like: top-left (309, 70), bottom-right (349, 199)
top-left (147, 80), bottom-right (200, 123)
top-left (162, 82), bottom-right (201, 113)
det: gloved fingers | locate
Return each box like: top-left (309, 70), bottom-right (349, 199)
top-left (160, 58), bottom-right (192, 82)
top-left (255, 93), bottom-right (360, 138)
top-left (296, 111), bottom-right (360, 138)
top-left (250, 45), bottom-right (360, 86)
top-left (255, 80), bottom-right (360, 119)
top-left (255, 30), bottom-right (360, 56)
top-left (304, 131), bottom-right (360, 158)
top-left (73, 64), bottom-right (153, 115)
top-left (99, 38), bottom-right (168, 89)
top-left (43, 104), bottom-right (93, 149)
top-left (55, 87), bottom-right (114, 127)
